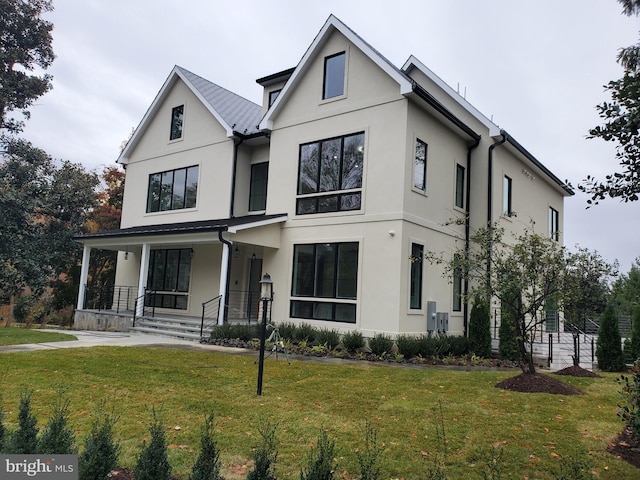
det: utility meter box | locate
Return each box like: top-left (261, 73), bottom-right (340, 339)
top-left (427, 301), bottom-right (437, 332)
top-left (436, 312), bottom-right (449, 334)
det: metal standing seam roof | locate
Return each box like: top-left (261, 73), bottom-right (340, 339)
top-left (176, 66), bottom-right (263, 136)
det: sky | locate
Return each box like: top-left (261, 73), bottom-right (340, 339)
top-left (19, 0), bottom-right (640, 274)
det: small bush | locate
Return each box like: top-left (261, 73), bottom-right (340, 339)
top-left (8, 390), bottom-right (39, 454)
top-left (78, 403), bottom-right (120, 480)
top-left (0, 394), bottom-right (6, 453)
top-left (368, 334), bottom-right (393, 356)
top-left (316, 328), bottom-right (340, 350)
top-left (294, 323), bottom-right (317, 343)
top-left (617, 360), bottom-right (640, 441)
top-left (468, 296), bottom-right (492, 358)
top-left (596, 305), bottom-right (625, 372)
top-left (189, 410), bottom-right (223, 480)
top-left (246, 421), bottom-right (278, 480)
top-left (417, 335), bottom-right (438, 357)
top-left (628, 306), bottom-right (640, 363)
top-left (341, 331), bottom-right (365, 353)
top-left (134, 409), bottom-right (172, 480)
top-left (447, 336), bottom-right (470, 357)
top-left (355, 422), bottom-right (382, 480)
top-left (13, 295), bottom-right (35, 324)
top-left (555, 447), bottom-right (595, 480)
top-left (499, 305), bottom-right (519, 362)
top-left (276, 322), bottom-right (297, 341)
top-left (300, 429), bottom-right (336, 480)
top-left (396, 335), bottom-right (421, 358)
top-left (211, 323), bottom-right (259, 341)
top-left (38, 392), bottom-right (76, 454)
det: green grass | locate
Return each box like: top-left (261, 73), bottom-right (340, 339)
top-left (0, 346), bottom-right (635, 479)
top-left (0, 326), bottom-right (77, 345)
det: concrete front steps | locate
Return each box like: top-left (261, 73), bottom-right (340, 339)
top-left (130, 316), bottom-right (216, 342)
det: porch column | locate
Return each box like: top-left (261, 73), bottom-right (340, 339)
top-left (136, 243), bottom-right (151, 317)
top-left (218, 241), bottom-right (230, 325)
top-left (76, 245), bottom-right (92, 310)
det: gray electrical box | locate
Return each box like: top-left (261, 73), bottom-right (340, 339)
top-left (427, 301), bottom-right (437, 332)
top-left (437, 312), bottom-right (449, 334)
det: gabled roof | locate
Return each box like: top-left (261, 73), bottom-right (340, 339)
top-left (118, 66), bottom-right (263, 164)
top-left (259, 14), bottom-right (414, 131)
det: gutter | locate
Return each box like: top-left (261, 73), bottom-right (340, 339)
top-left (463, 136), bottom-right (481, 335)
top-left (218, 228), bottom-right (233, 324)
top-left (488, 133), bottom-right (507, 224)
top-left (229, 137), bottom-right (244, 218)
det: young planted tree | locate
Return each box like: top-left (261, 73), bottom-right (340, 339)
top-left (37, 392), bottom-right (76, 454)
top-left (78, 404), bottom-right (120, 480)
top-left (8, 390), bottom-right (39, 454)
top-left (189, 410), bottom-right (223, 480)
top-left (246, 421), bottom-right (278, 480)
top-left (468, 295), bottom-right (491, 358)
top-left (596, 304), bottom-right (626, 371)
top-left (300, 429), bottom-right (337, 480)
top-left (134, 410), bottom-right (172, 480)
top-left (0, 394), bottom-right (6, 453)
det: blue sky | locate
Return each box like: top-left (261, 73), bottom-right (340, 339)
top-left (21, 0), bottom-right (640, 274)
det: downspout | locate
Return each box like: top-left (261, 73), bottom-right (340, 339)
top-left (229, 137), bottom-right (244, 218)
top-left (218, 228), bottom-right (233, 324)
top-left (463, 137), bottom-right (481, 336)
top-left (486, 133), bottom-right (507, 294)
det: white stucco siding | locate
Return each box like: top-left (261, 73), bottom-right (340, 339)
top-left (120, 80), bottom-right (235, 228)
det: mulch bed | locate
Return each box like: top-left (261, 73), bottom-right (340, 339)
top-left (554, 365), bottom-right (602, 378)
top-left (495, 372), bottom-right (585, 395)
top-left (608, 428), bottom-right (640, 469)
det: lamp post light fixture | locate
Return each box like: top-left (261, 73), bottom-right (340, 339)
top-left (256, 273), bottom-right (273, 396)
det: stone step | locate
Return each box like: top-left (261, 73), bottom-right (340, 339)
top-left (130, 326), bottom-right (203, 341)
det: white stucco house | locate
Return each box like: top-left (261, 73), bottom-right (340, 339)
top-left (74, 15), bottom-right (573, 340)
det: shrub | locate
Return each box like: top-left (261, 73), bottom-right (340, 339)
top-left (628, 306), bottom-right (640, 363)
top-left (316, 328), bottom-right (340, 350)
top-left (210, 323), bottom-right (259, 341)
top-left (38, 392), bottom-right (76, 454)
top-left (447, 336), bottom-right (470, 357)
top-left (417, 335), bottom-right (438, 358)
top-left (276, 322), bottom-right (297, 341)
top-left (396, 335), bottom-right (421, 358)
top-left (134, 409), bottom-right (172, 480)
top-left (341, 331), bottom-right (365, 353)
top-left (498, 305), bottom-right (519, 362)
top-left (294, 323), bottom-right (317, 343)
top-left (596, 305), bottom-right (625, 372)
top-left (355, 422), bottom-right (382, 480)
top-left (13, 295), bottom-right (35, 324)
top-left (78, 404), bottom-right (120, 480)
top-left (617, 360), bottom-right (640, 441)
top-left (189, 410), bottom-right (223, 480)
top-left (468, 296), bottom-right (492, 358)
top-left (8, 390), bottom-right (39, 454)
top-left (300, 429), bottom-right (336, 480)
top-left (0, 394), bottom-right (6, 453)
top-left (368, 334), bottom-right (393, 356)
top-left (246, 421), bottom-right (278, 480)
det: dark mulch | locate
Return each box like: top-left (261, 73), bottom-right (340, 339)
top-left (608, 428), bottom-right (640, 469)
top-left (554, 365), bottom-right (602, 378)
top-left (110, 469), bottom-right (133, 480)
top-left (495, 372), bottom-right (585, 395)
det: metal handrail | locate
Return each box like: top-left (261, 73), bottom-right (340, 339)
top-left (201, 296), bottom-right (222, 337)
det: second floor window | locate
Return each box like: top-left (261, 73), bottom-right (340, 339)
top-left (413, 139), bottom-right (427, 192)
top-left (249, 162), bottom-right (268, 211)
top-left (549, 207), bottom-right (559, 241)
top-left (296, 132), bottom-right (364, 215)
top-left (455, 164), bottom-right (465, 208)
top-left (147, 165), bottom-right (198, 213)
top-left (323, 52), bottom-right (346, 99)
top-left (503, 175), bottom-right (512, 216)
top-left (170, 105), bottom-right (184, 140)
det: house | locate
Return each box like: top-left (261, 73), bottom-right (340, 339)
top-left (74, 15), bottom-right (573, 340)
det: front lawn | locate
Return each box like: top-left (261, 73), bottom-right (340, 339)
top-left (0, 346), bottom-right (634, 479)
top-left (0, 325), bottom-right (77, 345)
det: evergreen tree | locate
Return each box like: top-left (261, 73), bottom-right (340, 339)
top-left (498, 299), bottom-right (519, 362)
top-left (8, 390), bottom-right (39, 454)
top-left (0, 394), bottom-right (6, 453)
top-left (300, 429), bottom-right (336, 480)
top-left (468, 296), bottom-right (492, 358)
top-left (78, 405), bottom-right (119, 480)
top-left (596, 305), bottom-right (626, 371)
top-left (38, 393), bottom-right (76, 454)
top-left (134, 410), bottom-right (172, 480)
top-left (246, 421), bottom-right (278, 480)
top-left (628, 306), bottom-right (640, 362)
top-left (189, 410), bottom-right (223, 480)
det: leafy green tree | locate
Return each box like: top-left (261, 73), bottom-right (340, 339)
top-left (8, 390), bottom-right (39, 454)
top-left (189, 410), bottom-right (223, 480)
top-left (0, 0), bottom-right (54, 134)
top-left (611, 258), bottom-right (640, 315)
top-left (134, 410), bottom-right (172, 480)
top-left (596, 304), bottom-right (626, 371)
top-left (628, 306), bottom-right (640, 362)
top-left (580, 0), bottom-right (640, 204)
top-left (37, 392), bottom-right (76, 454)
top-left (78, 403), bottom-right (120, 480)
top-left (468, 295), bottom-right (491, 358)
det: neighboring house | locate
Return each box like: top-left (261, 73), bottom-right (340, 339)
top-left (74, 15), bottom-right (572, 338)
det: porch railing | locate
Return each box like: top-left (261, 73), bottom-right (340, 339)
top-left (201, 296), bottom-right (222, 337)
top-left (227, 289), bottom-right (260, 321)
top-left (83, 284), bottom-right (138, 313)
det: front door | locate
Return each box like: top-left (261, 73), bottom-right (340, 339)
top-left (246, 258), bottom-right (262, 319)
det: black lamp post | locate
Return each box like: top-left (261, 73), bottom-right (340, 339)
top-left (256, 273), bottom-right (273, 396)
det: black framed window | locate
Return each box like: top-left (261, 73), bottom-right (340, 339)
top-left (502, 175), bottom-right (512, 216)
top-left (455, 164), bottom-right (465, 208)
top-left (413, 139), bottom-right (427, 191)
top-left (249, 162), bottom-right (269, 211)
top-left (146, 248), bottom-right (192, 310)
top-left (410, 243), bottom-right (424, 309)
top-left (296, 132), bottom-right (364, 215)
top-left (147, 165), bottom-right (198, 213)
top-left (290, 242), bottom-right (358, 323)
top-left (268, 89), bottom-right (281, 107)
top-left (453, 254), bottom-right (462, 312)
top-left (170, 105), bottom-right (184, 140)
top-left (323, 52), bottom-right (346, 99)
top-left (549, 207), bottom-right (559, 241)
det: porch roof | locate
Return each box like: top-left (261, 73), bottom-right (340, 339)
top-left (75, 213), bottom-right (288, 245)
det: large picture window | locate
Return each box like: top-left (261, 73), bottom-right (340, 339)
top-left (249, 162), bottom-right (268, 211)
top-left (296, 132), bottom-right (364, 215)
top-left (147, 165), bottom-right (198, 213)
top-left (290, 242), bottom-right (358, 323)
top-left (146, 248), bottom-right (192, 310)
top-left (323, 52), bottom-right (346, 99)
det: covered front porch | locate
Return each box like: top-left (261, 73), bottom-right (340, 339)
top-left (73, 214), bottom-right (286, 331)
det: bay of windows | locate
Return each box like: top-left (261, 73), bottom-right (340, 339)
top-left (147, 165), bottom-right (198, 213)
top-left (146, 248), bottom-right (192, 310)
top-left (296, 132), bottom-right (364, 215)
top-left (290, 242), bottom-right (358, 323)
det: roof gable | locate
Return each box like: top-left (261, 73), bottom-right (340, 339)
top-left (118, 66), bottom-right (262, 164)
top-left (259, 14), bottom-right (413, 130)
